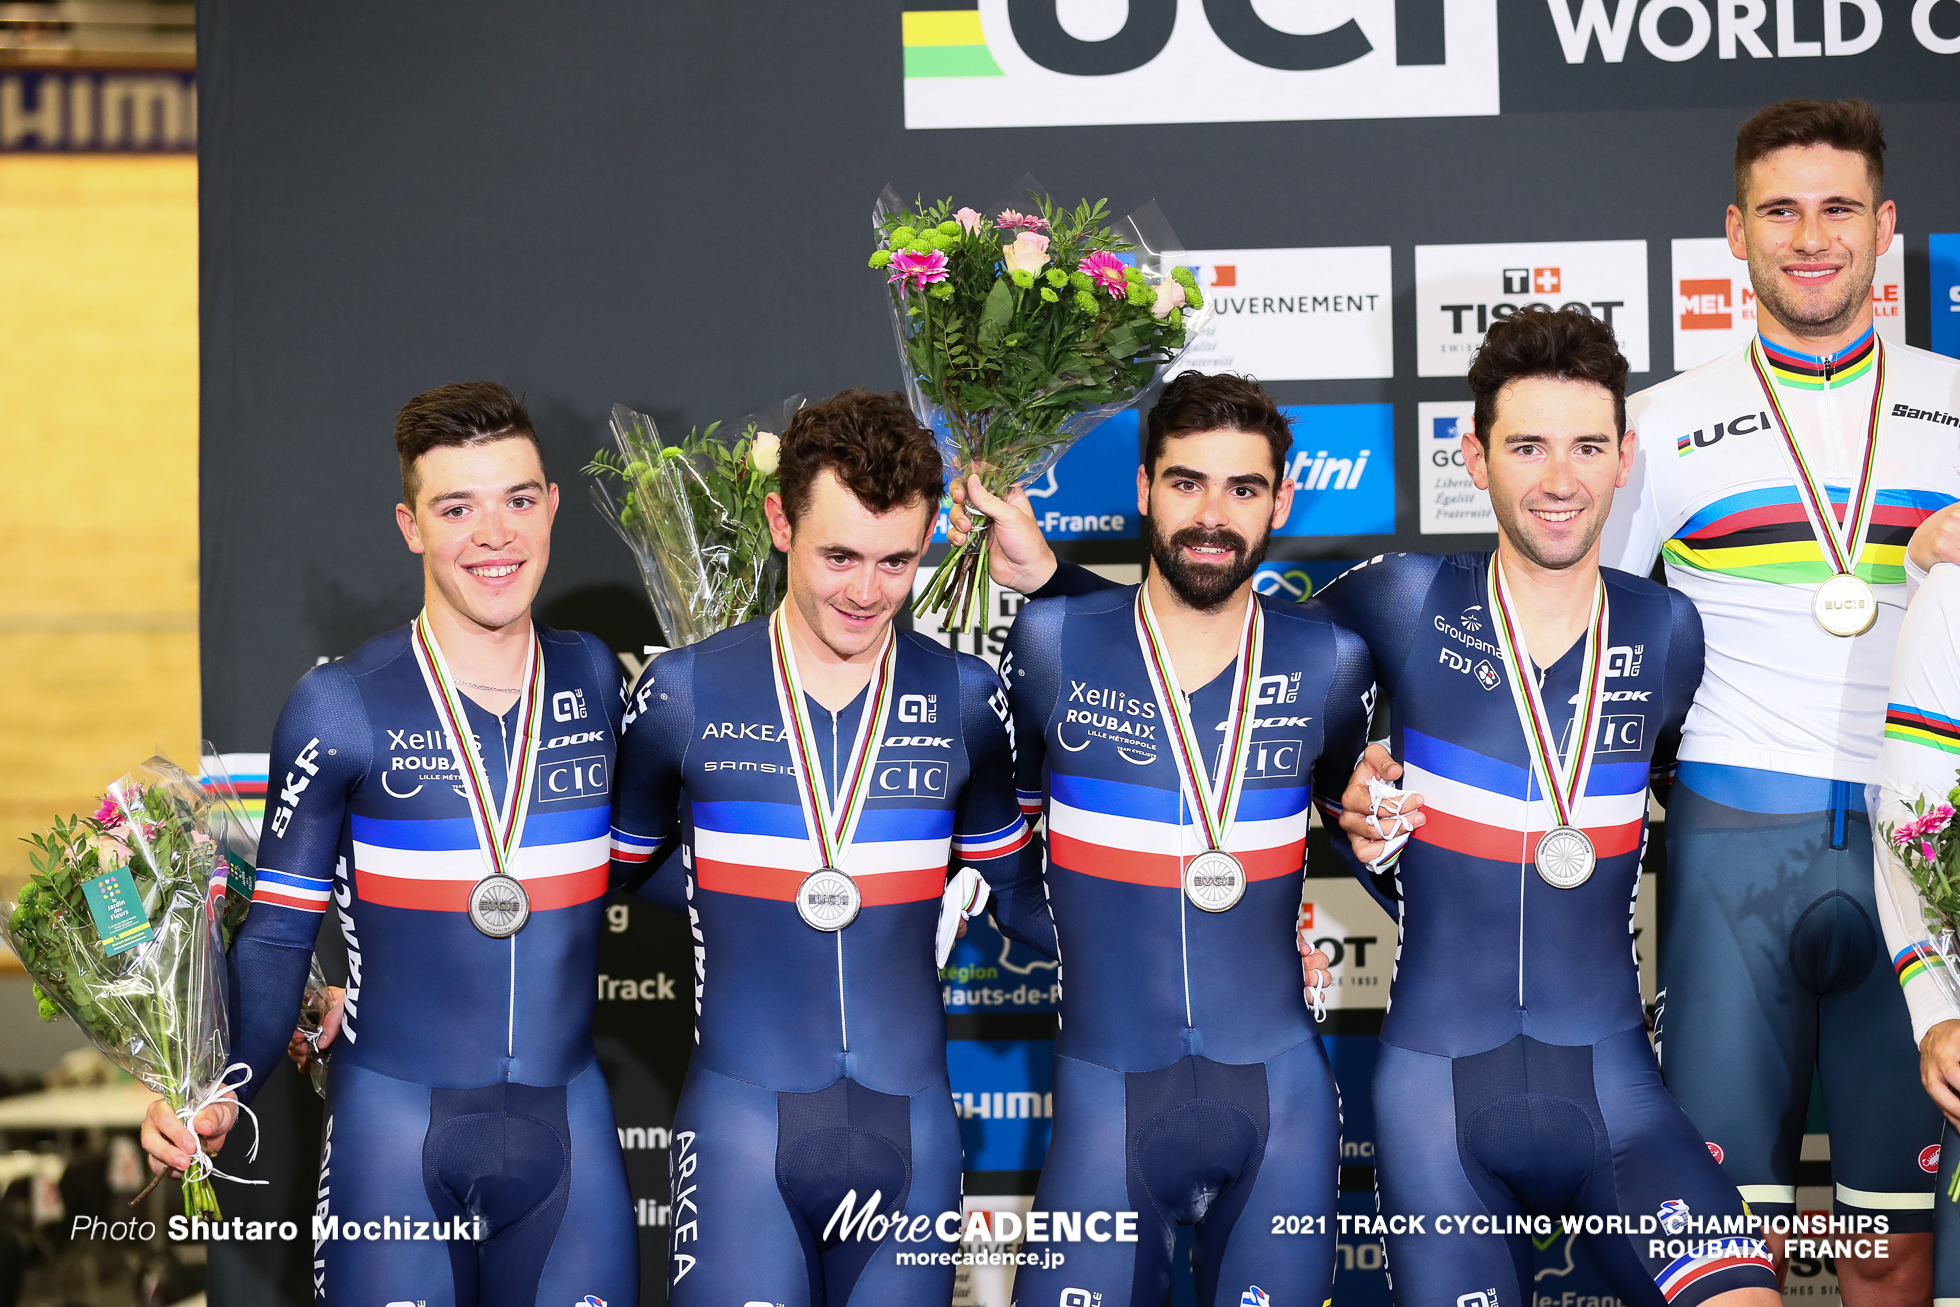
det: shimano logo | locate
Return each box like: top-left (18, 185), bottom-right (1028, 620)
top-left (885, 735), bottom-right (951, 749)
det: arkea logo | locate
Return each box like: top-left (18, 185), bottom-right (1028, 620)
top-left (899, 0), bottom-right (1500, 130)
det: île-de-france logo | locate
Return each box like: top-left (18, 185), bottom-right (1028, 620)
top-left (899, 0), bottom-right (1499, 130)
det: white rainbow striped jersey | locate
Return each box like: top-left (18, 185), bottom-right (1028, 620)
top-left (1875, 562), bottom-right (1960, 1046)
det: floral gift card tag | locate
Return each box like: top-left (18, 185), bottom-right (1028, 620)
top-left (81, 867), bottom-right (154, 956)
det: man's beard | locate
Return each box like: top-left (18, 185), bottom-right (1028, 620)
top-left (1747, 246), bottom-right (1874, 340)
top-left (1489, 495), bottom-right (1606, 573)
top-left (1147, 517), bottom-right (1271, 612)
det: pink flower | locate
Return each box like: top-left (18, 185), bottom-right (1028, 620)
top-left (1150, 279), bottom-right (1187, 319)
top-left (1002, 231), bottom-right (1051, 277)
top-left (887, 249), bottom-right (950, 292)
top-left (92, 796), bottom-right (118, 824)
top-left (955, 207), bottom-right (985, 234)
top-left (1925, 839), bottom-right (1939, 861)
top-left (994, 209), bottom-right (1050, 233)
top-left (1080, 250), bottom-right (1129, 297)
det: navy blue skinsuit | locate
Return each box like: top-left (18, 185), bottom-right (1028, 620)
top-left (1303, 553), bottom-right (1780, 1307)
top-left (230, 622), bottom-right (636, 1307)
top-left (1001, 577), bottom-right (1373, 1307)
top-left (606, 618), bottom-right (1055, 1307)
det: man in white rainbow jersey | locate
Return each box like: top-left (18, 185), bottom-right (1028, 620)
top-left (1601, 98), bottom-right (1960, 1304)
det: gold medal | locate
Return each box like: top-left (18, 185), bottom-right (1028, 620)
top-left (1748, 338), bottom-right (1890, 639)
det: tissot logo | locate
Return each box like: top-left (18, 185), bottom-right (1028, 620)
top-left (1417, 241), bottom-right (1649, 376)
top-left (899, 0), bottom-right (1500, 130)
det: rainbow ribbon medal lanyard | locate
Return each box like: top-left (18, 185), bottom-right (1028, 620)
top-left (1135, 585), bottom-right (1266, 912)
top-left (1748, 336), bottom-right (1889, 637)
top-left (410, 611), bottom-right (545, 936)
top-left (768, 606), bottom-right (897, 931)
top-left (1486, 556), bottom-right (1608, 889)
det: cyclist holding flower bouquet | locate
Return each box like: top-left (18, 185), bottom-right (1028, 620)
top-left (138, 382), bottom-right (640, 1307)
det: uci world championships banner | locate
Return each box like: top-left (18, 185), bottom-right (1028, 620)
top-left (900, 0), bottom-right (1960, 128)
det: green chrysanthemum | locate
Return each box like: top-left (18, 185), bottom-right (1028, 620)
top-left (1073, 290), bottom-right (1099, 314)
top-left (1044, 268), bottom-right (1068, 288)
top-left (1171, 266), bottom-right (1198, 291)
top-left (1184, 284), bottom-right (1204, 309)
top-left (1010, 269), bottom-right (1035, 289)
top-left (1068, 271), bottom-right (1092, 292)
top-left (1040, 287), bottom-right (1059, 303)
top-left (889, 225), bottom-right (918, 246)
top-left (868, 249), bottom-right (892, 269)
top-left (929, 282), bottom-right (955, 300)
top-left (1126, 282), bottom-right (1154, 307)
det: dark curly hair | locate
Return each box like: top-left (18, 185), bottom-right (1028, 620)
top-left (1735, 98), bottom-right (1885, 207)
top-left (1467, 307), bottom-right (1629, 447)
top-left (395, 381), bottom-right (544, 507)
top-left (1143, 371), bottom-right (1293, 483)
top-left (776, 389), bottom-right (944, 525)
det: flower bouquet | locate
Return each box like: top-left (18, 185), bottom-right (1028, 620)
top-left (586, 397), bottom-right (795, 649)
top-left (870, 180), bottom-right (1211, 631)
top-left (2, 755), bottom-right (262, 1218)
top-left (1876, 784), bottom-right (1960, 988)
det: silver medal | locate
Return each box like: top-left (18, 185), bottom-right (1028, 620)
top-left (468, 874), bottom-right (530, 937)
top-left (796, 867), bottom-right (861, 932)
top-left (1534, 825), bottom-right (1596, 889)
top-left (1183, 848), bottom-right (1247, 912)
top-left (1813, 571), bottom-right (1877, 638)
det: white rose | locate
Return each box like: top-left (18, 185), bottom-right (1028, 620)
top-left (751, 431), bottom-right (781, 476)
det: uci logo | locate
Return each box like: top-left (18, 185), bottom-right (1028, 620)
top-left (901, 0), bottom-right (1498, 130)
top-left (897, 693), bottom-right (937, 724)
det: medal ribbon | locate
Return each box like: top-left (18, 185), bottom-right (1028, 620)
top-left (1748, 336), bottom-right (1889, 579)
top-left (1485, 557), bottom-right (1609, 834)
top-left (1134, 587), bottom-right (1266, 854)
top-left (409, 611), bottom-right (545, 880)
top-left (768, 606), bottom-right (897, 872)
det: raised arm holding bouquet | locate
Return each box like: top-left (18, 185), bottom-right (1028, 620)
top-left (4, 755), bottom-right (261, 1218)
top-left (870, 182), bottom-right (1210, 631)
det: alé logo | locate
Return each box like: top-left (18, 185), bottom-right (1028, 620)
top-left (899, 0), bottom-right (1500, 129)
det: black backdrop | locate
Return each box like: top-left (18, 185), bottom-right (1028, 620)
top-left (197, 2), bottom-right (1960, 1303)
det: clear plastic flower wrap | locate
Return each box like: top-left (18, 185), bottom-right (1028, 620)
top-left (586, 396), bottom-right (795, 649)
top-left (1870, 777), bottom-right (1960, 1022)
top-left (871, 177), bottom-right (1213, 631)
top-left (297, 952), bottom-right (334, 1098)
top-left (3, 754), bottom-right (264, 1217)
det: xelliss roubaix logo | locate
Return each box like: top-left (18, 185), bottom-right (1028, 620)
top-left (900, 0), bottom-right (1500, 128)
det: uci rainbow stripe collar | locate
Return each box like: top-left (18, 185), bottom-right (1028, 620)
top-left (1748, 334), bottom-right (1889, 580)
top-left (767, 606), bottom-right (897, 873)
top-left (1485, 556), bottom-right (1608, 834)
top-left (1134, 584), bottom-right (1266, 855)
top-left (409, 610), bottom-right (545, 881)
